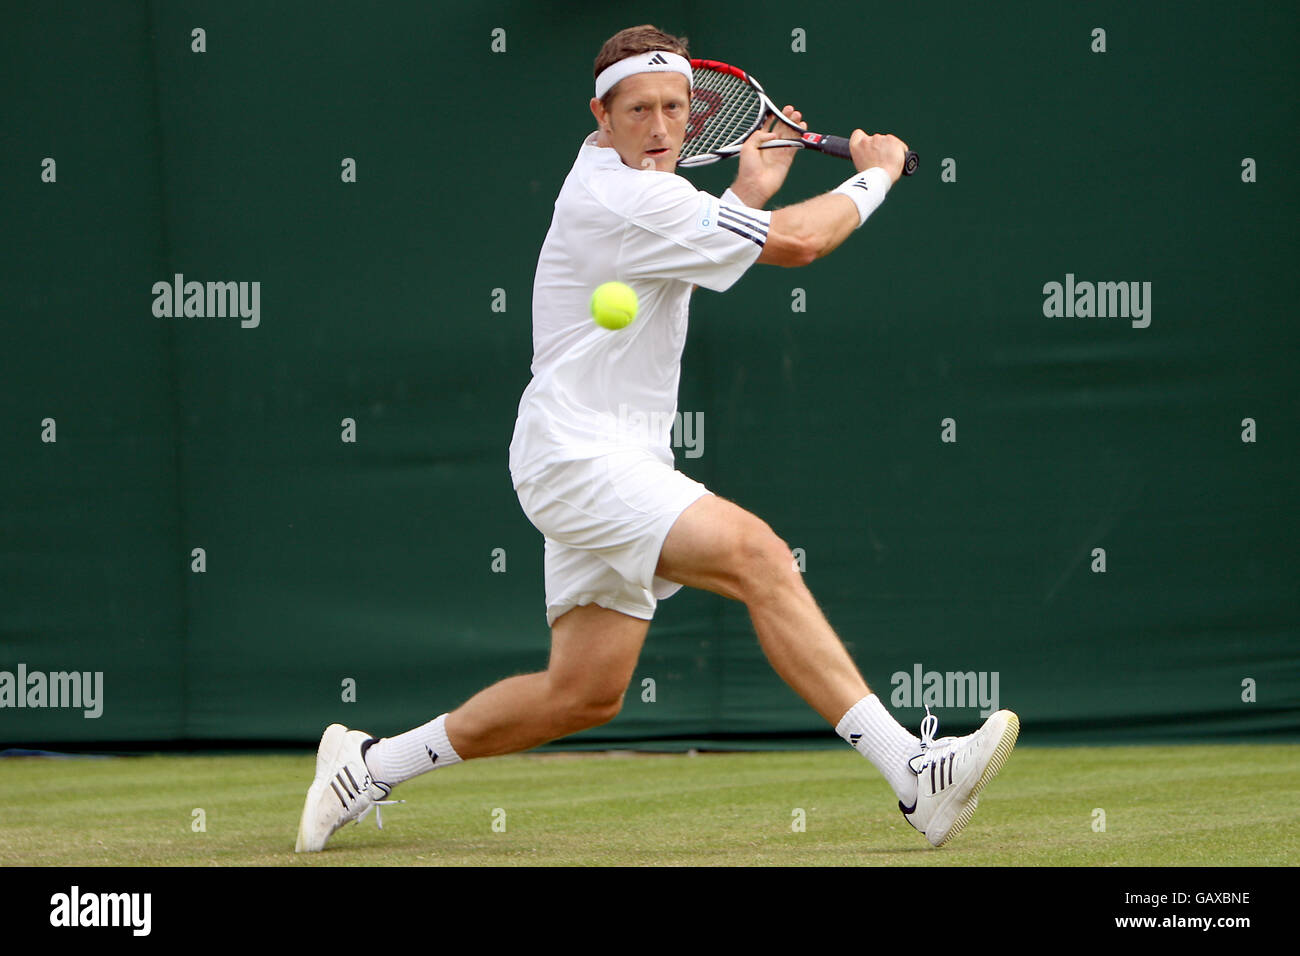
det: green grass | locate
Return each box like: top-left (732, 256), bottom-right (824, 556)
top-left (1, 745), bottom-right (1297, 865)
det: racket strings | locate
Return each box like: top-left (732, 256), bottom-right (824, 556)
top-left (690, 71), bottom-right (757, 151)
top-left (682, 69), bottom-right (762, 159)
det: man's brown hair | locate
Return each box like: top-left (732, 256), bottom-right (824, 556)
top-left (593, 24), bottom-right (690, 110)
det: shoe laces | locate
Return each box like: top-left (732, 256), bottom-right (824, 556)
top-left (909, 707), bottom-right (958, 774)
top-left (919, 706), bottom-right (940, 750)
top-left (356, 779), bottom-right (404, 830)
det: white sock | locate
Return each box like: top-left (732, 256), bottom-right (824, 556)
top-left (363, 713), bottom-right (463, 786)
top-left (835, 694), bottom-right (920, 805)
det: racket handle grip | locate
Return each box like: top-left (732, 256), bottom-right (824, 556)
top-left (818, 135), bottom-right (919, 177)
top-left (816, 134), bottom-right (855, 159)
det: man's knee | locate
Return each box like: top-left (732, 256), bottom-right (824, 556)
top-left (734, 518), bottom-right (802, 602)
top-left (549, 677), bottom-right (626, 732)
top-left (545, 604), bottom-right (647, 733)
top-left (579, 693), bottom-right (624, 729)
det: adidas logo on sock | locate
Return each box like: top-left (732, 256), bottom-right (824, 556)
top-left (426, 746), bottom-right (439, 766)
top-left (848, 733), bottom-right (862, 747)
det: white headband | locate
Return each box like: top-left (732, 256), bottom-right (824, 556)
top-left (595, 50), bottom-right (693, 100)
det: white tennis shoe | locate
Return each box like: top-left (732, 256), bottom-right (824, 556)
top-left (900, 707), bottom-right (1020, 847)
top-left (295, 723), bottom-right (401, 853)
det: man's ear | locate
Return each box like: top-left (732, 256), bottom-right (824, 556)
top-left (589, 96), bottom-right (608, 133)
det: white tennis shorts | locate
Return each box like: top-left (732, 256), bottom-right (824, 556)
top-left (515, 447), bottom-right (713, 626)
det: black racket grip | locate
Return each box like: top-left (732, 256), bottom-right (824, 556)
top-left (815, 134), bottom-right (855, 159)
top-left (816, 134), bottom-right (919, 176)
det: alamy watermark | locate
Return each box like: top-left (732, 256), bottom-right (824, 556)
top-left (891, 663), bottom-right (999, 717)
top-left (0, 663), bottom-right (102, 718)
top-left (49, 886), bottom-right (150, 936)
top-left (1042, 273), bottom-right (1151, 328)
top-left (152, 273), bottom-right (260, 328)
top-left (615, 403), bottom-right (704, 458)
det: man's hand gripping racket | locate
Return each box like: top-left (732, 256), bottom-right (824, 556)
top-left (679, 58), bottom-right (918, 179)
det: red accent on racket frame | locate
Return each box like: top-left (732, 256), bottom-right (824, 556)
top-left (689, 58), bottom-right (750, 82)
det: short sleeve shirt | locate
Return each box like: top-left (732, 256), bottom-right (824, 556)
top-left (508, 132), bottom-right (772, 487)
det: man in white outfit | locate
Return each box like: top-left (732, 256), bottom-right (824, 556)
top-left (297, 24), bottom-right (1019, 854)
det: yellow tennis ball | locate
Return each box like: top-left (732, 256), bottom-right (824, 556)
top-left (590, 281), bottom-right (638, 330)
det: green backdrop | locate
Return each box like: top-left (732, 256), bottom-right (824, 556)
top-left (2, 1), bottom-right (1296, 749)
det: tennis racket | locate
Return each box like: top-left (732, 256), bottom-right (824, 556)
top-left (679, 58), bottom-right (918, 176)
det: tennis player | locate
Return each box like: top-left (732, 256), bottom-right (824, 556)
top-left (297, 24), bottom-right (1018, 853)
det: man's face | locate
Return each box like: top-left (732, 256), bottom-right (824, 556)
top-left (591, 72), bottom-right (692, 173)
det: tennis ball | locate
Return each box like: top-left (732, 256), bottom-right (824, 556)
top-left (590, 281), bottom-right (638, 330)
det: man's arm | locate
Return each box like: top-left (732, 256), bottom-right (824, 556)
top-left (726, 123), bottom-right (909, 268)
top-left (757, 191), bottom-right (860, 267)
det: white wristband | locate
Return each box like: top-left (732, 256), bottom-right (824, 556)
top-left (832, 167), bottom-right (892, 228)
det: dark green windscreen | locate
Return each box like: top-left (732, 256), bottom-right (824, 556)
top-left (1, 2), bottom-right (1295, 749)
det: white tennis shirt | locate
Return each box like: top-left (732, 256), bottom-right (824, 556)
top-left (509, 132), bottom-right (773, 487)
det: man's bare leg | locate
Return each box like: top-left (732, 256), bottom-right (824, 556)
top-left (443, 603), bottom-right (650, 758)
top-left (651, 492), bottom-right (934, 815)
top-left (300, 605), bottom-right (648, 851)
top-left (656, 494), bottom-right (869, 725)
top-left (658, 499), bottom-right (1022, 850)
